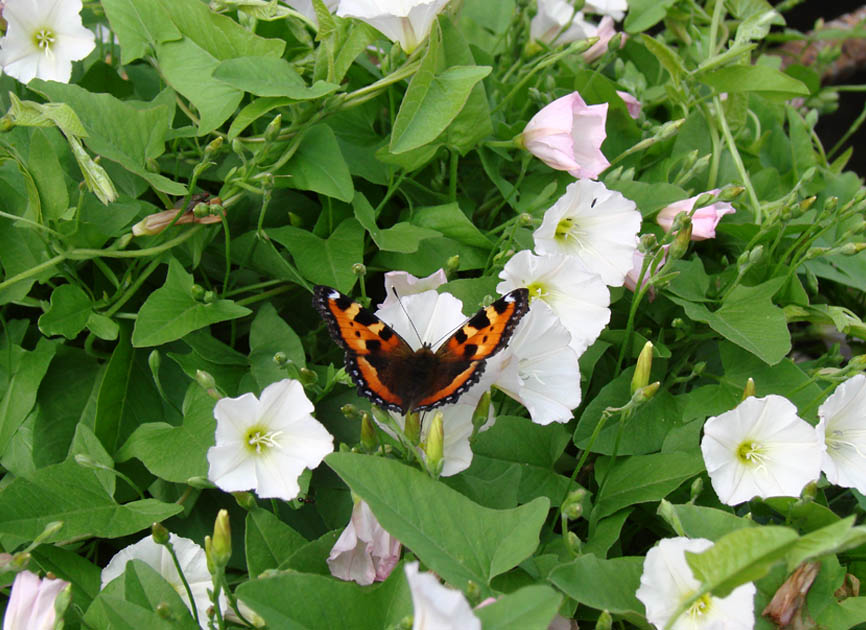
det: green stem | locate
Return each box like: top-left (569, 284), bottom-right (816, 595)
top-left (713, 96), bottom-right (761, 222)
top-left (165, 541), bottom-right (200, 626)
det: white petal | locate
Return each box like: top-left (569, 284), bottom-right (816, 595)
top-left (405, 562), bottom-right (481, 630)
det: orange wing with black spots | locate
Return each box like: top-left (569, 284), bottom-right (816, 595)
top-left (313, 285), bottom-right (529, 415)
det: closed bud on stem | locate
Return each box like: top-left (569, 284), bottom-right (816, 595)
top-left (360, 412), bottom-right (378, 451)
top-left (264, 114), bottom-right (282, 142)
top-left (53, 581), bottom-right (72, 621)
top-left (823, 196), bottom-right (838, 214)
top-left (657, 499), bottom-right (685, 536)
top-left (692, 191), bottom-right (716, 209)
top-left (151, 522), bottom-right (171, 546)
top-left (632, 382), bottom-right (660, 405)
top-left (465, 581), bottom-right (481, 606)
top-left (689, 477), bottom-right (704, 503)
top-left (839, 242), bottom-right (866, 255)
top-left (718, 185), bottom-right (745, 202)
top-left (741, 377), bottom-right (756, 401)
top-left (425, 412), bottom-right (445, 477)
top-left (204, 535), bottom-right (215, 574)
top-left (518, 212), bottom-right (533, 227)
top-left (748, 245), bottom-right (764, 265)
top-left (203, 290), bottom-right (216, 303)
top-left (631, 341), bottom-right (654, 394)
top-left (799, 196), bottom-right (817, 214)
top-left (692, 362), bottom-right (706, 378)
top-left (273, 352), bottom-right (288, 367)
top-left (190, 284), bottom-right (206, 301)
top-left (669, 223), bottom-right (692, 259)
top-left (471, 391), bottom-right (492, 437)
top-left (566, 531), bottom-right (582, 556)
top-left (445, 254), bottom-right (460, 276)
top-left (404, 412), bottom-right (421, 446)
top-left (204, 136), bottom-right (223, 157)
top-left (211, 509), bottom-right (231, 569)
top-left (233, 491), bottom-right (257, 510)
top-left (195, 370), bottom-right (220, 399)
top-left (806, 268), bottom-right (819, 294)
top-left (230, 138), bottom-right (245, 156)
top-left (156, 602), bottom-right (172, 619)
top-left (805, 246), bottom-right (828, 260)
top-left (192, 202), bottom-right (211, 218)
top-left (298, 367), bottom-right (318, 386)
top-left (341, 404), bottom-right (360, 420)
top-left (11, 552), bottom-right (30, 570)
top-left (562, 488), bottom-right (587, 520)
top-left (736, 250), bottom-right (750, 268)
top-left (288, 211), bottom-right (303, 227)
top-left (638, 233), bottom-right (657, 253)
top-left (800, 481), bottom-right (817, 503)
top-left (595, 610), bottom-right (613, 630)
top-left (352, 263), bottom-right (366, 277)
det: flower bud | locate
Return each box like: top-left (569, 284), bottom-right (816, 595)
top-left (273, 352), bottom-right (288, 368)
top-left (669, 223), bottom-right (692, 259)
top-left (211, 509), bottom-right (232, 569)
top-left (799, 196), bottom-right (817, 214)
top-left (195, 370), bottom-right (219, 399)
top-left (445, 255), bottom-right (460, 276)
top-left (631, 341), bottom-right (654, 395)
top-left (465, 581), bottom-right (482, 606)
top-left (204, 535), bottom-right (215, 574)
top-left (289, 211), bottom-right (303, 227)
top-left (156, 602), bottom-right (172, 619)
top-left (231, 138), bottom-right (245, 156)
top-left (360, 412), bottom-right (378, 451)
top-left (191, 284), bottom-right (205, 301)
top-left (718, 186), bottom-right (745, 202)
top-left (299, 367), bottom-right (318, 386)
top-left (595, 610), bottom-right (613, 630)
top-left (404, 411), bottom-right (421, 446)
top-left (471, 391), bottom-right (492, 437)
top-left (800, 481), bottom-right (818, 503)
top-left (53, 581), bottom-right (73, 621)
top-left (204, 136), bottom-right (224, 157)
top-left (264, 114), bottom-right (282, 142)
top-left (631, 381), bottom-right (660, 404)
top-left (692, 191), bottom-right (716, 209)
top-left (233, 491), bottom-right (257, 510)
top-left (748, 245), bottom-right (764, 265)
top-left (151, 522), bottom-right (170, 546)
top-left (425, 412), bottom-right (444, 477)
top-left (741, 377), bottom-right (756, 401)
top-left (566, 531), bottom-right (582, 556)
top-left (203, 290), bottom-right (217, 303)
top-left (352, 263), bottom-right (366, 277)
top-left (657, 499), bottom-right (685, 536)
top-left (341, 403), bottom-right (360, 420)
top-left (192, 202), bottom-right (211, 218)
top-left (638, 233), bottom-right (657, 252)
top-left (689, 477), bottom-right (704, 503)
top-left (68, 136), bottom-right (118, 205)
top-left (561, 488), bottom-right (587, 521)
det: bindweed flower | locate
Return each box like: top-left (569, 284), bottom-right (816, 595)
top-left (0, 0), bottom-right (96, 84)
top-left (817, 374), bottom-right (866, 494)
top-left (623, 245), bottom-right (668, 297)
top-left (700, 395), bottom-right (824, 505)
top-left (521, 92), bottom-right (610, 180)
top-left (656, 191), bottom-right (735, 241)
top-left (616, 90), bottom-right (641, 119)
top-left (378, 268), bottom-right (448, 309)
top-left (530, 0), bottom-right (595, 46)
top-left (281, 0), bottom-right (339, 24)
top-left (336, 0), bottom-right (451, 53)
top-left (327, 499), bottom-right (402, 585)
top-left (584, 0), bottom-right (628, 21)
top-left (533, 179), bottom-right (641, 287)
top-left (3, 570), bottom-right (70, 630)
top-left (207, 379), bottom-right (334, 501)
top-left (132, 208), bottom-right (223, 236)
top-left (636, 537), bottom-right (756, 630)
top-left (405, 561), bottom-right (481, 630)
top-left (101, 534), bottom-right (225, 627)
top-left (497, 250), bottom-right (610, 355)
top-left (581, 16), bottom-right (617, 62)
top-left (488, 300), bottom-right (581, 425)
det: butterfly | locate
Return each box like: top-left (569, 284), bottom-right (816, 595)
top-left (313, 285), bottom-right (530, 415)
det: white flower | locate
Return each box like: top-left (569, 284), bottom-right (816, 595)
top-left (497, 250), bottom-right (610, 355)
top-left (378, 268), bottom-right (448, 309)
top-left (405, 562), bottom-right (481, 630)
top-left (700, 395), bottom-right (824, 505)
top-left (336, 0), bottom-right (451, 53)
top-left (0, 0), bottom-right (96, 84)
top-left (328, 499), bottom-right (402, 585)
top-left (489, 300), bottom-right (581, 425)
top-left (281, 0), bottom-right (339, 24)
top-left (3, 571), bottom-right (70, 630)
top-left (207, 379), bottom-right (334, 501)
top-left (584, 0), bottom-right (628, 21)
top-left (636, 537), bottom-right (756, 630)
top-left (817, 374), bottom-right (866, 494)
top-left (581, 16), bottom-right (618, 62)
top-left (530, 0), bottom-right (595, 45)
top-left (533, 179), bottom-right (641, 287)
top-left (101, 534), bottom-right (222, 627)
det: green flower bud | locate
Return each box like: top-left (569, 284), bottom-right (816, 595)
top-left (741, 377), bottom-right (756, 401)
top-left (360, 412), bottom-right (379, 451)
top-left (352, 263), bottom-right (367, 277)
top-left (595, 610), bottom-right (613, 630)
top-left (211, 509), bottom-right (232, 569)
top-left (689, 477), bottom-right (704, 503)
top-left (404, 411), bottom-right (421, 446)
top-left (264, 114), bottom-right (282, 142)
top-left (233, 491), bottom-right (257, 510)
top-left (151, 522), bottom-right (170, 546)
top-left (631, 341), bottom-right (654, 395)
top-left (299, 367), bottom-right (318, 386)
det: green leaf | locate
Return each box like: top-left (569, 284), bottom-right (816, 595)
top-left (25, 129), bottom-right (69, 221)
top-left (87, 312), bottom-right (120, 341)
top-left (38, 284), bottom-right (92, 339)
top-left (0, 460), bottom-right (182, 542)
top-left (591, 451), bottom-right (705, 522)
top-left (787, 517), bottom-right (866, 571)
top-left (0, 223), bottom-right (52, 305)
top-left (29, 81), bottom-right (185, 195)
top-left (390, 25), bottom-right (491, 154)
top-left (116, 385), bottom-right (214, 482)
top-left (228, 96), bottom-right (293, 139)
top-left (474, 585), bottom-right (561, 630)
top-left (236, 570), bottom-right (412, 630)
top-left (280, 124), bottom-right (354, 201)
top-left (352, 192), bottom-right (438, 254)
top-left (0, 338), bottom-right (57, 455)
top-left (624, 0), bottom-right (677, 32)
top-left (668, 503), bottom-right (756, 540)
top-left (213, 57), bottom-right (340, 99)
top-left (245, 508), bottom-right (308, 577)
top-left (639, 34), bottom-right (686, 80)
top-left (269, 218), bottom-right (364, 291)
top-left (326, 453), bottom-right (549, 593)
top-left (101, 0), bottom-right (182, 64)
top-left (410, 203), bottom-right (492, 249)
top-left (686, 526), bottom-right (798, 598)
top-left (249, 303), bottom-right (307, 389)
top-left (549, 555), bottom-right (645, 622)
top-left (132, 259), bottom-right (251, 347)
top-left (700, 65), bottom-right (810, 100)
top-left (669, 278), bottom-right (791, 365)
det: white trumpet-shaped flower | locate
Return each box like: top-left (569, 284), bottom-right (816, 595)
top-left (817, 374), bottom-right (866, 494)
top-left (336, 0), bottom-right (451, 53)
top-left (405, 562), bottom-right (481, 630)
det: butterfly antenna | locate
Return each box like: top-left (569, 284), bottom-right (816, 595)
top-left (391, 287), bottom-right (425, 347)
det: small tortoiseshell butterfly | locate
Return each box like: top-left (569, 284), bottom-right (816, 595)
top-left (313, 285), bottom-right (530, 415)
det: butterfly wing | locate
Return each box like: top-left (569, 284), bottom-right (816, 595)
top-left (313, 285), bottom-right (415, 414)
top-left (413, 288), bottom-right (530, 410)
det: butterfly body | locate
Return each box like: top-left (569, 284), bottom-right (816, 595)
top-left (313, 285), bottom-right (529, 415)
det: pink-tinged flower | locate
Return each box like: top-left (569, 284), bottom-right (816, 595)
top-left (489, 300), bottom-right (581, 425)
top-left (3, 571), bottom-right (70, 630)
top-left (521, 91), bottom-right (610, 180)
top-left (327, 499), bottom-right (402, 585)
top-left (336, 0), bottom-right (450, 53)
top-left (701, 395), bottom-right (824, 505)
top-left (637, 537), bottom-right (756, 630)
top-left (0, 0), bottom-right (96, 84)
top-left (656, 190), bottom-right (735, 241)
top-left (817, 374), bottom-right (866, 494)
top-left (530, 0), bottom-right (595, 45)
top-left (616, 90), bottom-right (641, 119)
top-left (533, 179), bottom-right (641, 287)
top-left (132, 208), bottom-right (223, 236)
top-left (624, 245), bottom-right (668, 298)
top-left (581, 16), bottom-right (617, 62)
top-left (405, 562), bottom-right (481, 630)
top-left (378, 269), bottom-right (447, 309)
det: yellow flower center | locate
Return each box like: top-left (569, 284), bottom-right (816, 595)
top-left (687, 593), bottom-right (713, 619)
top-left (525, 282), bottom-right (548, 300)
top-left (245, 425), bottom-right (283, 454)
top-left (736, 440), bottom-right (767, 467)
top-left (34, 27), bottom-right (56, 52)
top-left (554, 216), bottom-right (583, 244)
